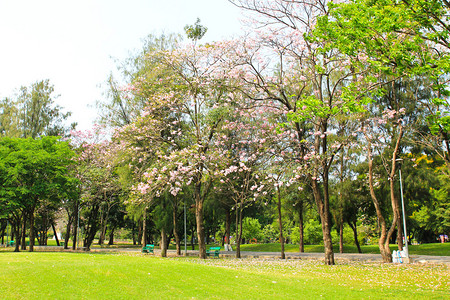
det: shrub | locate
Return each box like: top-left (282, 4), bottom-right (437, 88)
top-left (261, 224), bottom-right (278, 243)
top-left (242, 217), bottom-right (262, 243)
top-left (303, 219), bottom-right (323, 245)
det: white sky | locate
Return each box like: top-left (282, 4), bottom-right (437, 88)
top-left (0, 0), bottom-right (244, 130)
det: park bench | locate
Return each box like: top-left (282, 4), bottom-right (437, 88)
top-left (206, 247), bottom-right (221, 258)
top-left (142, 244), bottom-right (154, 254)
top-left (8, 241), bottom-right (14, 247)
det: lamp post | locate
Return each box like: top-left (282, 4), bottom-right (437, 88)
top-left (396, 159), bottom-right (409, 260)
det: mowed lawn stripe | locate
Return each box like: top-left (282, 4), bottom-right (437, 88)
top-left (0, 252), bottom-right (448, 299)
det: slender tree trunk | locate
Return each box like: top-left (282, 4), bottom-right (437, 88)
top-left (132, 222), bottom-right (137, 245)
top-left (108, 227), bottom-right (115, 245)
top-left (160, 228), bottom-right (168, 257)
top-left (83, 204), bottom-right (100, 251)
top-left (141, 208), bottom-right (147, 246)
top-left (0, 222), bottom-right (4, 245)
top-left (172, 203), bottom-right (181, 256)
top-left (312, 178), bottom-right (334, 265)
top-left (348, 220), bottom-right (362, 253)
top-left (98, 209), bottom-right (104, 246)
top-left (298, 200), bottom-right (304, 253)
top-left (64, 216), bottom-right (71, 250)
top-left (225, 208), bottom-right (231, 247)
top-left (137, 221), bottom-right (142, 246)
top-left (194, 176), bottom-right (207, 259)
top-left (191, 226), bottom-right (195, 250)
top-left (52, 223), bottom-right (60, 246)
top-left (29, 209), bottom-right (35, 252)
top-left (72, 202), bottom-right (78, 250)
top-left (338, 149), bottom-right (345, 254)
top-left (391, 175), bottom-right (402, 251)
top-left (21, 212), bottom-right (26, 251)
top-left (367, 136), bottom-right (392, 262)
top-left (387, 125), bottom-right (404, 254)
top-left (195, 198), bottom-right (206, 259)
top-left (276, 186), bottom-right (285, 259)
top-left (235, 202), bottom-right (243, 259)
top-left (14, 222), bottom-right (21, 252)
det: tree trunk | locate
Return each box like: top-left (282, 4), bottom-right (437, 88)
top-left (0, 222), bottom-right (4, 245)
top-left (137, 221), bottom-right (142, 246)
top-left (225, 208), bottom-right (231, 247)
top-left (14, 222), bottom-right (21, 252)
top-left (72, 202), bottom-right (78, 250)
top-left (195, 198), bottom-right (206, 259)
top-left (141, 208), bottom-right (147, 246)
top-left (21, 211), bottom-right (27, 250)
top-left (132, 222), bottom-right (137, 245)
top-left (298, 201), bottom-right (304, 253)
top-left (391, 175), bottom-right (402, 251)
top-left (29, 209), bottom-right (35, 252)
top-left (191, 226), bottom-right (195, 250)
top-left (339, 221), bottom-right (344, 254)
top-left (52, 222), bottom-right (60, 246)
top-left (108, 227), bottom-right (115, 245)
top-left (367, 136), bottom-right (393, 262)
top-left (98, 210), bottom-right (105, 246)
top-left (235, 202), bottom-right (243, 259)
top-left (172, 203), bottom-right (181, 256)
top-left (160, 228), bottom-right (168, 257)
top-left (348, 220), bottom-right (362, 253)
top-left (312, 178), bottom-right (334, 265)
top-left (64, 216), bottom-right (71, 250)
top-left (276, 186), bottom-right (285, 259)
top-left (83, 204), bottom-right (100, 251)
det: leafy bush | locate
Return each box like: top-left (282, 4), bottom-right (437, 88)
top-left (261, 224), bottom-right (278, 243)
top-left (241, 217), bottom-right (262, 243)
top-left (303, 219), bottom-right (323, 245)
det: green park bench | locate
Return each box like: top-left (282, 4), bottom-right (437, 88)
top-left (206, 247), bottom-right (221, 258)
top-left (60, 241), bottom-right (65, 247)
top-left (142, 244), bottom-right (154, 254)
top-left (8, 241), bottom-right (14, 247)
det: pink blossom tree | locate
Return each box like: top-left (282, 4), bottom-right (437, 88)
top-left (227, 0), bottom-right (378, 265)
top-left (119, 41), bottom-right (242, 258)
top-left (70, 126), bottom-right (122, 251)
top-left (214, 104), bottom-right (285, 258)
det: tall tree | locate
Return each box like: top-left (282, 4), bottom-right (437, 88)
top-left (1, 80), bottom-right (74, 138)
top-left (118, 38), bottom-right (240, 258)
top-left (0, 136), bottom-right (77, 252)
top-left (97, 33), bottom-right (182, 128)
top-left (229, 0), bottom-right (373, 265)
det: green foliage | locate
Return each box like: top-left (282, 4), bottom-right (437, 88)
top-left (0, 80), bottom-right (74, 138)
top-left (98, 33), bottom-right (182, 128)
top-left (241, 217), bottom-right (262, 242)
top-left (152, 193), bottom-right (173, 232)
top-left (412, 171), bottom-right (450, 234)
top-left (0, 136), bottom-right (78, 221)
top-left (261, 224), bottom-right (278, 243)
top-left (184, 18), bottom-right (207, 41)
top-left (314, 0), bottom-right (450, 156)
top-left (303, 219), bottom-right (324, 245)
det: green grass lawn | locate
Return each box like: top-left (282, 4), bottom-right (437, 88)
top-left (0, 252), bottom-right (448, 299)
